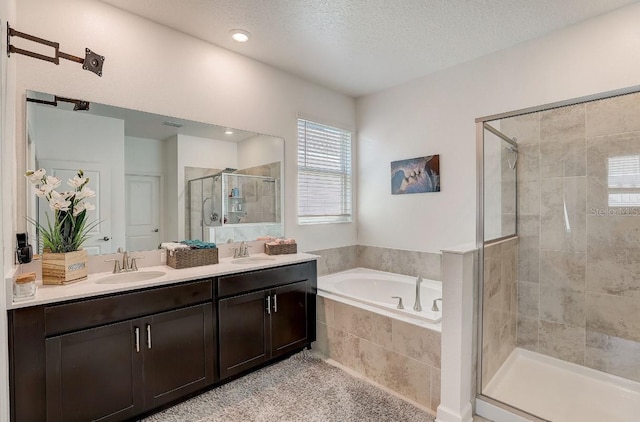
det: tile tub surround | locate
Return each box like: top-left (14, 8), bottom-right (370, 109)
top-left (499, 92), bottom-right (640, 383)
top-left (309, 245), bottom-right (441, 280)
top-left (481, 237), bottom-right (517, 390)
top-left (314, 296), bottom-right (441, 411)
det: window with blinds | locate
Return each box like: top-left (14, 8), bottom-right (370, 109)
top-left (608, 155), bottom-right (640, 207)
top-left (297, 118), bottom-right (352, 224)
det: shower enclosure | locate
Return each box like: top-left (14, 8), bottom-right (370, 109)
top-left (187, 172), bottom-right (281, 243)
top-left (477, 90), bottom-right (640, 421)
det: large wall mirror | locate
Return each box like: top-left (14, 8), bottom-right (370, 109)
top-left (25, 90), bottom-right (284, 255)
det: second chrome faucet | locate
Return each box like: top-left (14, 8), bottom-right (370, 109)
top-left (105, 248), bottom-right (143, 273)
top-left (413, 275), bottom-right (423, 311)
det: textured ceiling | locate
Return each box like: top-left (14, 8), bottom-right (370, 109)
top-left (99, 0), bottom-right (638, 97)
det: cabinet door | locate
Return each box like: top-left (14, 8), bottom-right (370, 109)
top-left (45, 320), bottom-right (143, 422)
top-left (271, 281), bottom-right (309, 358)
top-left (218, 290), bottom-right (269, 379)
top-left (143, 303), bottom-right (215, 409)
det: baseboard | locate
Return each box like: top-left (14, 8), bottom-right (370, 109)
top-left (435, 403), bottom-right (473, 422)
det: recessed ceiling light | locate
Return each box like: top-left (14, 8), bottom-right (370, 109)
top-left (225, 129), bottom-right (234, 135)
top-left (230, 29), bottom-right (251, 43)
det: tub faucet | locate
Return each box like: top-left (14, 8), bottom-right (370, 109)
top-left (432, 297), bottom-right (443, 312)
top-left (413, 275), bottom-right (423, 312)
top-left (391, 296), bottom-right (404, 310)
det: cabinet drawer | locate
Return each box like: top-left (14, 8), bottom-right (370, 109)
top-left (45, 279), bottom-right (212, 336)
top-left (217, 262), bottom-right (311, 298)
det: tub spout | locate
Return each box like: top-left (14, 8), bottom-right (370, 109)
top-left (413, 275), bottom-right (423, 312)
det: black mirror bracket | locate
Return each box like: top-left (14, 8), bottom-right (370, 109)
top-left (7, 23), bottom-right (104, 76)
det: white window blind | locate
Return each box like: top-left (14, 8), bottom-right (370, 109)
top-left (297, 118), bottom-right (352, 224)
top-left (608, 155), bottom-right (640, 207)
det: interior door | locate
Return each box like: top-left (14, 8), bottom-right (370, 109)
top-left (125, 174), bottom-right (161, 251)
top-left (37, 160), bottom-right (112, 254)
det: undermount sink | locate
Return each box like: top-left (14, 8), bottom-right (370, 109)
top-left (95, 270), bottom-right (167, 284)
top-left (230, 256), bottom-right (277, 265)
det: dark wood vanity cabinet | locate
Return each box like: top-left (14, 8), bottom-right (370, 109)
top-left (9, 279), bottom-right (215, 422)
top-left (8, 260), bottom-right (316, 422)
top-left (217, 261), bottom-right (317, 380)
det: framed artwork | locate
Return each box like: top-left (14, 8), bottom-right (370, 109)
top-left (391, 155), bottom-right (440, 195)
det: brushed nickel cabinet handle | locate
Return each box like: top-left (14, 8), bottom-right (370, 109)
top-left (146, 324), bottom-right (152, 349)
top-left (134, 327), bottom-right (140, 353)
top-left (266, 295), bottom-right (271, 315)
top-left (273, 294), bottom-right (278, 313)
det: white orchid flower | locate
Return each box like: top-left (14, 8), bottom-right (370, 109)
top-left (34, 184), bottom-right (55, 198)
top-left (77, 186), bottom-right (96, 200)
top-left (68, 175), bottom-right (87, 189)
top-left (44, 175), bottom-right (62, 189)
top-left (25, 168), bottom-right (46, 184)
top-left (72, 202), bottom-right (86, 216)
top-left (83, 202), bottom-right (95, 211)
top-left (49, 197), bottom-right (71, 212)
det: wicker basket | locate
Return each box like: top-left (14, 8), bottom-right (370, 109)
top-left (264, 243), bottom-right (297, 255)
top-left (166, 248), bottom-right (218, 269)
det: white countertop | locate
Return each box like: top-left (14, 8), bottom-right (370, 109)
top-left (9, 253), bottom-right (318, 310)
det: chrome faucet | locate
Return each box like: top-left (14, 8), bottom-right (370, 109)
top-left (233, 241), bottom-right (250, 258)
top-left (413, 275), bottom-right (423, 312)
top-left (432, 297), bottom-right (443, 312)
top-left (105, 248), bottom-right (142, 273)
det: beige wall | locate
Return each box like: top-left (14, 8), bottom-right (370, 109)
top-left (503, 92), bottom-right (640, 382)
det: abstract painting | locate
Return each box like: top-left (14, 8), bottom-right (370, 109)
top-left (391, 155), bottom-right (440, 195)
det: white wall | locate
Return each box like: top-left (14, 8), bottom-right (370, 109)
top-left (176, 134), bottom-right (237, 239)
top-left (30, 106), bottom-right (126, 252)
top-left (237, 134), bottom-right (283, 170)
top-left (356, 3), bottom-right (640, 253)
top-left (125, 136), bottom-right (165, 175)
top-left (1, 1), bottom-right (18, 420)
top-left (13, 0), bottom-right (357, 252)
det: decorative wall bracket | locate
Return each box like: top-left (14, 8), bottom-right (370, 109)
top-left (7, 23), bottom-right (104, 76)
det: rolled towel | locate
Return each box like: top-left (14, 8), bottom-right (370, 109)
top-left (160, 242), bottom-right (190, 251)
top-left (181, 240), bottom-right (217, 249)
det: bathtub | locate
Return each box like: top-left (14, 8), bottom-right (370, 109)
top-left (317, 267), bottom-right (442, 328)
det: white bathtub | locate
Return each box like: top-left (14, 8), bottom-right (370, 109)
top-left (317, 267), bottom-right (442, 328)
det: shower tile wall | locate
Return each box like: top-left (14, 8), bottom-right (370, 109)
top-left (236, 161), bottom-right (281, 223)
top-left (481, 237), bottom-right (517, 389)
top-left (502, 92), bottom-right (640, 382)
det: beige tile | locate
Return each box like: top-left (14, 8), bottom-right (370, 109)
top-left (484, 256), bottom-right (501, 300)
top-left (333, 301), bottom-right (392, 348)
top-left (313, 322), bottom-right (329, 356)
top-left (540, 139), bottom-right (586, 178)
top-left (501, 213), bottom-right (516, 237)
top-left (538, 320), bottom-right (585, 365)
top-left (518, 236), bottom-right (539, 284)
top-left (586, 240), bottom-right (640, 299)
top-left (585, 330), bottom-right (640, 382)
top-left (357, 245), bottom-right (442, 281)
top-left (517, 181), bottom-right (540, 215)
top-left (539, 284), bottom-right (585, 327)
top-left (587, 215), bottom-right (640, 245)
top-left (539, 250), bottom-right (586, 291)
top-left (516, 144), bottom-right (540, 182)
top-left (500, 112), bottom-right (540, 145)
top-left (540, 177), bottom-right (587, 252)
top-left (586, 292), bottom-right (640, 342)
top-left (430, 367), bottom-right (441, 411)
top-left (517, 314), bottom-right (538, 350)
top-left (392, 319), bottom-right (441, 367)
top-left (325, 325), bottom-right (362, 371)
top-left (501, 244), bottom-right (517, 285)
top-left (540, 103), bottom-right (585, 143)
top-left (316, 296), bottom-right (334, 326)
top-left (517, 281), bottom-right (539, 318)
top-left (375, 344), bottom-right (431, 408)
top-left (586, 92), bottom-right (640, 137)
top-left (310, 245), bottom-right (358, 276)
top-left (483, 241), bottom-right (502, 260)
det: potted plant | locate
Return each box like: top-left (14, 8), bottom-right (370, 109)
top-left (25, 169), bottom-right (99, 284)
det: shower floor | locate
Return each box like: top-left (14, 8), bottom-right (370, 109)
top-left (483, 348), bottom-right (640, 422)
